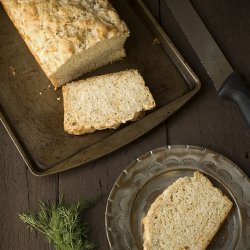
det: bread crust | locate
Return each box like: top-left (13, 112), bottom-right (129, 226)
top-left (1, 0), bottom-right (129, 88)
top-left (0, 1), bottom-right (52, 80)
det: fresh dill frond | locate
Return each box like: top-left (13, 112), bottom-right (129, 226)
top-left (19, 195), bottom-right (100, 250)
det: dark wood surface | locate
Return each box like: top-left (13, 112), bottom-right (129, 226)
top-left (1, 0), bottom-right (250, 249)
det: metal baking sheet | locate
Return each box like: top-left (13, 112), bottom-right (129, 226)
top-left (0, 0), bottom-right (201, 176)
top-left (106, 145), bottom-right (250, 249)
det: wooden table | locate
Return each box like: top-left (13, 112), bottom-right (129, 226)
top-left (1, 1), bottom-right (250, 249)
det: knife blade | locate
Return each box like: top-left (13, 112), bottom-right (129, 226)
top-left (165, 0), bottom-right (250, 126)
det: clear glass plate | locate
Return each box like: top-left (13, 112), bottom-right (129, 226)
top-left (105, 145), bottom-right (250, 250)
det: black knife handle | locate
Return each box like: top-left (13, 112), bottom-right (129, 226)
top-left (218, 72), bottom-right (250, 126)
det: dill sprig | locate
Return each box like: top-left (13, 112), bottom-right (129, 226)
top-left (19, 195), bottom-right (99, 250)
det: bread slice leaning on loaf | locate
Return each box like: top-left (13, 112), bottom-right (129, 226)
top-left (1, 0), bottom-right (129, 89)
top-left (142, 171), bottom-right (233, 250)
top-left (62, 69), bottom-right (156, 135)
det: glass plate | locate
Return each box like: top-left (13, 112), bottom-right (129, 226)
top-left (105, 145), bottom-right (250, 250)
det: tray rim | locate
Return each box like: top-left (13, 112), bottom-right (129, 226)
top-left (0, 0), bottom-right (201, 176)
top-left (105, 145), bottom-right (250, 249)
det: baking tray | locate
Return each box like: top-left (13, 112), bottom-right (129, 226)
top-left (106, 145), bottom-right (250, 249)
top-left (0, 0), bottom-right (201, 176)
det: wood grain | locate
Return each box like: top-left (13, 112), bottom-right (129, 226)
top-left (1, 0), bottom-right (250, 249)
top-left (59, 124), bottom-right (167, 249)
top-left (0, 124), bottom-right (57, 250)
top-left (160, 0), bottom-right (250, 176)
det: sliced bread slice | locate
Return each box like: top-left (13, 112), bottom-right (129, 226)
top-left (62, 69), bottom-right (156, 135)
top-left (142, 171), bottom-right (233, 250)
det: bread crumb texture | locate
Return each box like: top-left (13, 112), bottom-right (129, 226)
top-left (1, 0), bottom-right (129, 76)
top-left (142, 171), bottom-right (233, 250)
top-left (62, 69), bottom-right (156, 135)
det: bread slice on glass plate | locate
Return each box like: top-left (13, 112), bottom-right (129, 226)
top-left (142, 171), bottom-right (233, 250)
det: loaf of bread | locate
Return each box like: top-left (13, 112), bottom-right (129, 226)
top-left (142, 171), bottom-right (233, 250)
top-left (62, 70), bottom-right (156, 135)
top-left (1, 0), bottom-right (129, 89)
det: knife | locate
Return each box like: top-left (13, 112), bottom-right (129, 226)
top-left (164, 0), bottom-right (250, 126)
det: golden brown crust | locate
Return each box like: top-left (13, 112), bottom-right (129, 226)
top-left (1, 0), bottom-right (129, 88)
top-left (1, 1), bottom-right (52, 81)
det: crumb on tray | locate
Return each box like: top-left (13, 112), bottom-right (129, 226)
top-left (153, 38), bottom-right (160, 45)
top-left (9, 66), bottom-right (16, 76)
